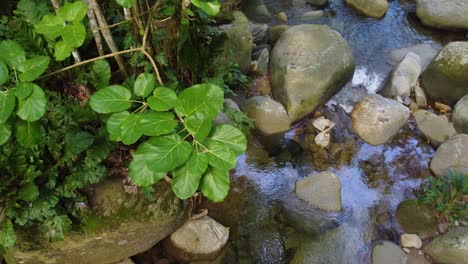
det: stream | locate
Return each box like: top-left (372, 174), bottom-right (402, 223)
top-left (203, 0), bottom-right (466, 263)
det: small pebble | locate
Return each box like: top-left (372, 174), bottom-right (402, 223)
top-left (401, 234), bottom-right (423, 249)
top-left (435, 102), bottom-right (452, 113)
top-left (278, 11), bottom-right (288, 23)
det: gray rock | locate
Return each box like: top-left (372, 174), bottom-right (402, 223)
top-left (300, 10), bottom-right (324, 20)
top-left (400, 234), bottom-right (422, 249)
top-left (242, 96), bottom-right (291, 135)
top-left (163, 216), bottom-right (229, 263)
top-left (345, 0), bottom-right (389, 18)
top-left (351, 94), bottom-right (410, 145)
top-left (268, 25), bottom-right (289, 46)
top-left (453, 94), bottom-right (468, 133)
top-left (295, 171), bottom-right (342, 212)
top-left (371, 241), bottom-right (407, 264)
top-left (416, 0), bottom-right (468, 30)
top-left (421, 42), bottom-right (468, 105)
top-left (414, 84), bottom-right (427, 108)
top-left (387, 44), bottom-right (438, 71)
top-left (253, 48), bottom-right (269, 76)
top-left (395, 199), bottom-right (439, 238)
top-left (250, 23), bottom-right (268, 44)
top-left (213, 112), bottom-right (234, 126)
top-left (430, 134), bottom-right (468, 177)
top-left (224, 98), bottom-right (240, 111)
top-left (414, 110), bottom-right (457, 147)
top-left (382, 52), bottom-right (422, 98)
top-left (243, 0), bottom-right (272, 23)
top-left (425, 227), bottom-right (468, 264)
top-left (270, 24), bottom-right (355, 123)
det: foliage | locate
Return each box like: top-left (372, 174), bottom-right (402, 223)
top-left (223, 104), bottom-right (254, 135)
top-left (416, 171), bottom-right (468, 225)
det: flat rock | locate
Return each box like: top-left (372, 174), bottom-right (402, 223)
top-left (295, 171), bottom-right (342, 212)
top-left (430, 134), bottom-right (468, 177)
top-left (345, 0), bottom-right (389, 18)
top-left (300, 10), bottom-right (325, 20)
top-left (425, 227), bottom-right (468, 264)
top-left (242, 96), bottom-right (291, 135)
top-left (414, 110), bottom-right (457, 147)
top-left (416, 0), bottom-right (468, 31)
top-left (388, 44), bottom-right (438, 71)
top-left (372, 241), bottom-right (407, 264)
top-left (453, 94), bottom-right (468, 133)
top-left (395, 199), bottom-right (438, 238)
top-left (382, 52), bottom-right (422, 98)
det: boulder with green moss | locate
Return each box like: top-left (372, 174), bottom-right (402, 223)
top-left (395, 199), bottom-right (438, 238)
top-left (425, 227), bottom-right (468, 264)
top-left (4, 178), bottom-right (187, 264)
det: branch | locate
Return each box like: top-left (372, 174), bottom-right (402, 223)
top-left (84, 0), bottom-right (104, 56)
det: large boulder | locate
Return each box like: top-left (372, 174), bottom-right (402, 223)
top-left (351, 94), bottom-right (410, 145)
top-left (382, 52), bottom-right (422, 98)
top-left (242, 96), bottom-right (291, 135)
top-left (414, 110), bottom-right (457, 147)
top-left (270, 24), bottom-right (355, 123)
top-left (395, 199), bottom-right (438, 238)
top-left (425, 227), bottom-right (468, 264)
top-left (371, 241), bottom-right (407, 264)
top-left (416, 0), bottom-right (468, 31)
top-left (453, 94), bottom-right (468, 134)
top-left (4, 179), bottom-right (187, 264)
top-left (295, 171), bottom-right (342, 212)
top-left (421, 42), bottom-right (468, 105)
top-left (242, 0), bottom-right (272, 23)
top-left (345, 0), bottom-right (389, 18)
top-left (430, 134), bottom-right (468, 177)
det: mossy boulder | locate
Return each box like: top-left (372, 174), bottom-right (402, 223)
top-left (395, 199), bottom-right (438, 238)
top-left (4, 178), bottom-right (188, 264)
top-left (425, 227), bottom-right (468, 264)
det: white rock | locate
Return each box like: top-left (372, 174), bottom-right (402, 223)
top-left (400, 234), bottom-right (422, 249)
top-left (312, 116), bottom-right (335, 132)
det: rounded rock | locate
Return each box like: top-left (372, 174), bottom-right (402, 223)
top-left (371, 241), bottom-right (407, 264)
top-left (295, 171), bottom-right (342, 212)
top-left (416, 0), bottom-right (468, 31)
top-left (242, 96), bottom-right (291, 135)
top-left (430, 134), bottom-right (468, 177)
top-left (400, 234), bottom-right (422, 249)
top-left (453, 94), bottom-right (468, 133)
top-left (345, 0), bottom-right (389, 18)
top-left (414, 110), bottom-right (457, 147)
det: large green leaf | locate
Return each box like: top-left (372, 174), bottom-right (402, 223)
top-left (0, 40), bottom-right (26, 68)
top-left (129, 156), bottom-right (166, 187)
top-left (18, 56), bottom-right (50, 82)
top-left (17, 182), bottom-right (39, 202)
top-left (16, 82), bottom-right (34, 100)
top-left (134, 134), bottom-right (192, 173)
top-left (174, 83), bottom-right (223, 119)
top-left (191, 0), bottom-right (221, 16)
top-left (106, 111), bottom-right (129, 141)
top-left (34, 14), bottom-right (65, 39)
top-left (116, 0), bottom-right (136, 8)
top-left (185, 111), bottom-right (211, 141)
top-left (139, 111), bottom-right (178, 136)
top-left (171, 165), bottom-right (202, 199)
top-left (91, 60), bottom-right (111, 89)
top-left (15, 120), bottom-right (44, 148)
top-left (204, 139), bottom-right (236, 170)
top-left (54, 41), bottom-right (73, 61)
top-left (89, 85), bottom-right (132, 114)
top-left (120, 114), bottom-right (143, 144)
top-left (147, 87), bottom-right (177, 111)
top-left (16, 84), bottom-right (46, 122)
top-left (57, 1), bottom-right (88, 22)
top-left (209, 124), bottom-right (246, 156)
top-left (0, 219), bottom-right (16, 251)
top-left (200, 166), bottom-right (229, 202)
top-left (0, 89), bottom-right (15, 124)
top-left (62, 23), bottom-right (86, 48)
top-left (0, 122), bottom-right (11, 145)
top-left (186, 150), bottom-right (208, 176)
top-left (134, 73), bottom-right (155, 98)
top-left (0, 61), bottom-right (8, 85)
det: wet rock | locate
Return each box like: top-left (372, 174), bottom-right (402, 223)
top-left (253, 48), bottom-right (269, 76)
top-left (243, 0), bottom-right (272, 23)
top-left (388, 44), bottom-right (438, 71)
top-left (268, 25), bottom-right (289, 46)
top-left (300, 10), bottom-right (324, 20)
top-left (416, 0), bottom-right (468, 31)
top-left (213, 112), bottom-right (234, 126)
top-left (430, 134), bottom-right (468, 177)
top-left (406, 248), bottom-right (431, 264)
top-left (414, 84), bottom-right (427, 108)
top-left (425, 227), bottom-right (468, 264)
top-left (224, 98), bottom-right (240, 111)
top-left (401, 234), bottom-right (423, 249)
top-left (248, 225), bottom-right (286, 264)
top-left (351, 94), bottom-right (410, 145)
top-left (270, 24), bottom-right (355, 123)
top-left (371, 241), bottom-right (407, 264)
top-left (414, 110), bottom-right (457, 147)
top-left (163, 217), bottom-right (229, 263)
top-left (242, 96), bottom-right (291, 135)
top-left (396, 199), bottom-right (438, 238)
top-left (345, 0), bottom-right (389, 18)
top-left (4, 179), bottom-right (187, 264)
top-left (382, 52), bottom-right (422, 98)
top-left (250, 23), bottom-right (268, 44)
top-left (453, 94), bottom-right (468, 133)
top-left (421, 41), bottom-right (468, 105)
top-left (308, 0), bottom-right (329, 6)
top-left (295, 171), bottom-right (342, 212)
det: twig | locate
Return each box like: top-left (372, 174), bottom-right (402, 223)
top-left (84, 0), bottom-right (104, 56)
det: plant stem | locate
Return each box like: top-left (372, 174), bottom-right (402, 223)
top-left (84, 0), bottom-right (104, 56)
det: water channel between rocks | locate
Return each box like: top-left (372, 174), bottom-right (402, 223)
top-left (203, 0), bottom-right (465, 263)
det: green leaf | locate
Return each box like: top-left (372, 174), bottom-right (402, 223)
top-left (65, 131), bottom-right (94, 156)
top-left (120, 114), bottom-right (143, 144)
top-left (34, 14), bottom-right (65, 39)
top-left (0, 219), bottom-right (16, 252)
top-left (0, 61), bottom-right (8, 85)
top-left (62, 23), bottom-right (86, 48)
top-left (185, 111), bottom-right (211, 141)
top-left (18, 182), bottom-right (39, 202)
top-left (106, 111), bottom-right (129, 141)
top-left (0, 40), bottom-right (26, 68)
top-left (89, 85), bottom-right (132, 113)
top-left (174, 83), bottom-right (223, 119)
top-left (134, 73), bottom-right (155, 98)
top-left (16, 84), bottom-right (46, 122)
top-left (129, 156), bottom-right (166, 187)
top-left (16, 82), bottom-right (34, 100)
top-left (209, 124), bottom-right (246, 156)
top-left (191, 0), bottom-right (221, 16)
top-left (54, 41), bottom-right (73, 61)
top-left (200, 166), bottom-right (229, 202)
top-left (134, 134), bottom-right (192, 173)
top-left (147, 87), bottom-right (177, 111)
top-left (0, 122), bottom-right (11, 145)
top-left (204, 139), bottom-right (236, 170)
top-left (139, 111), bottom-right (178, 136)
top-left (171, 165), bottom-right (202, 199)
top-left (0, 89), bottom-right (15, 124)
top-left (116, 0), bottom-right (136, 8)
top-left (91, 60), bottom-right (111, 89)
top-left (18, 56), bottom-right (50, 82)
top-left (15, 120), bottom-right (44, 148)
top-left (186, 150), bottom-right (209, 175)
top-left (57, 1), bottom-right (88, 22)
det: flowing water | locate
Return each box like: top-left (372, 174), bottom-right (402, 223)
top-left (203, 1), bottom-right (466, 263)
